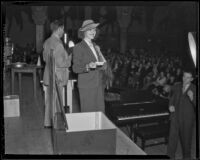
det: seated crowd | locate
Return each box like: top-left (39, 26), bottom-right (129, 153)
top-left (102, 48), bottom-right (184, 99)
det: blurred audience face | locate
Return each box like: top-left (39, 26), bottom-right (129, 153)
top-left (166, 72), bottom-right (171, 79)
top-left (163, 84), bottom-right (171, 93)
top-left (176, 68), bottom-right (181, 75)
top-left (170, 76), bottom-right (175, 83)
top-left (153, 67), bottom-right (158, 74)
top-left (131, 61), bottom-right (135, 68)
top-left (160, 71), bottom-right (165, 78)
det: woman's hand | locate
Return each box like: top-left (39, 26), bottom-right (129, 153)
top-left (88, 62), bottom-right (97, 69)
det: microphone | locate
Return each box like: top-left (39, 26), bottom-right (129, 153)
top-left (64, 33), bottom-right (67, 45)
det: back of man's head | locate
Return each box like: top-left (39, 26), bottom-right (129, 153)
top-left (50, 18), bottom-right (64, 33)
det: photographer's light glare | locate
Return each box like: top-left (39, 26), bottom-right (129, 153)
top-left (188, 32), bottom-right (196, 67)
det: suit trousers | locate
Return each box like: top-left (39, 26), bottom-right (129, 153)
top-left (78, 85), bottom-right (105, 113)
top-left (43, 84), bottom-right (65, 127)
top-left (167, 114), bottom-right (195, 159)
top-left (43, 85), bottom-right (51, 127)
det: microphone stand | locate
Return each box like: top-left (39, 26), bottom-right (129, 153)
top-left (63, 33), bottom-right (69, 113)
top-left (64, 33), bottom-right (68, 50)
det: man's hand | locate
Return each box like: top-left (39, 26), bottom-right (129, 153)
top-left (169, 105), bottom-right (175, 112)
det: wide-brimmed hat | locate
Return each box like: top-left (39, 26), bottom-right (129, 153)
top-left (79, 20), bottom-right (99, 32)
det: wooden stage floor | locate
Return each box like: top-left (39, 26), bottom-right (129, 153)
top-left (3, 74), bottom-right (197, 158)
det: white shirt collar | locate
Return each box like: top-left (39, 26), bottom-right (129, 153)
top-left (83, 39), bottom-right (106, 63)
top-left (183, 83), bottom-right (190, 93)
top-left (84, 39), bottom-right (93, 47)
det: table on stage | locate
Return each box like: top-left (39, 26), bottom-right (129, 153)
top-left (7, 64), bottom-right (43, 101)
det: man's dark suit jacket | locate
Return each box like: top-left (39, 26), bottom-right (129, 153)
top-left (169, 82), bottom-right (196, 123)
top-left (167, 82), bottom-right (196, 158)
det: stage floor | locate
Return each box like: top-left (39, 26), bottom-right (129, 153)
top-left (3, 74), bottom-right (197, 157)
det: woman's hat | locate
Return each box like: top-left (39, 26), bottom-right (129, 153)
top-left (79, 19), bottom-right (99, 32)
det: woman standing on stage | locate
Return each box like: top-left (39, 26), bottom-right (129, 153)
top-left (72, 19), bottom-right (107, 113)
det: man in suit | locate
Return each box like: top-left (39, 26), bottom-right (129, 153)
top-left (43, 19), bottom-right (71, 127)
top-left (167, 69), bottom-right (196, 160)
top-left (72, 19), bottom-right (107, 113)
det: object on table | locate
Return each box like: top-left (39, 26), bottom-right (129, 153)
top-left (11, 62), bottom-right (27, 68)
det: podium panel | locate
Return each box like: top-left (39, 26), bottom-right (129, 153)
top-left (53, 112), bottom-right (117, 154)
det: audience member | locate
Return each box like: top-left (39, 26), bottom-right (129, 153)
top-left (102, 47), bottom-right (183, 92)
